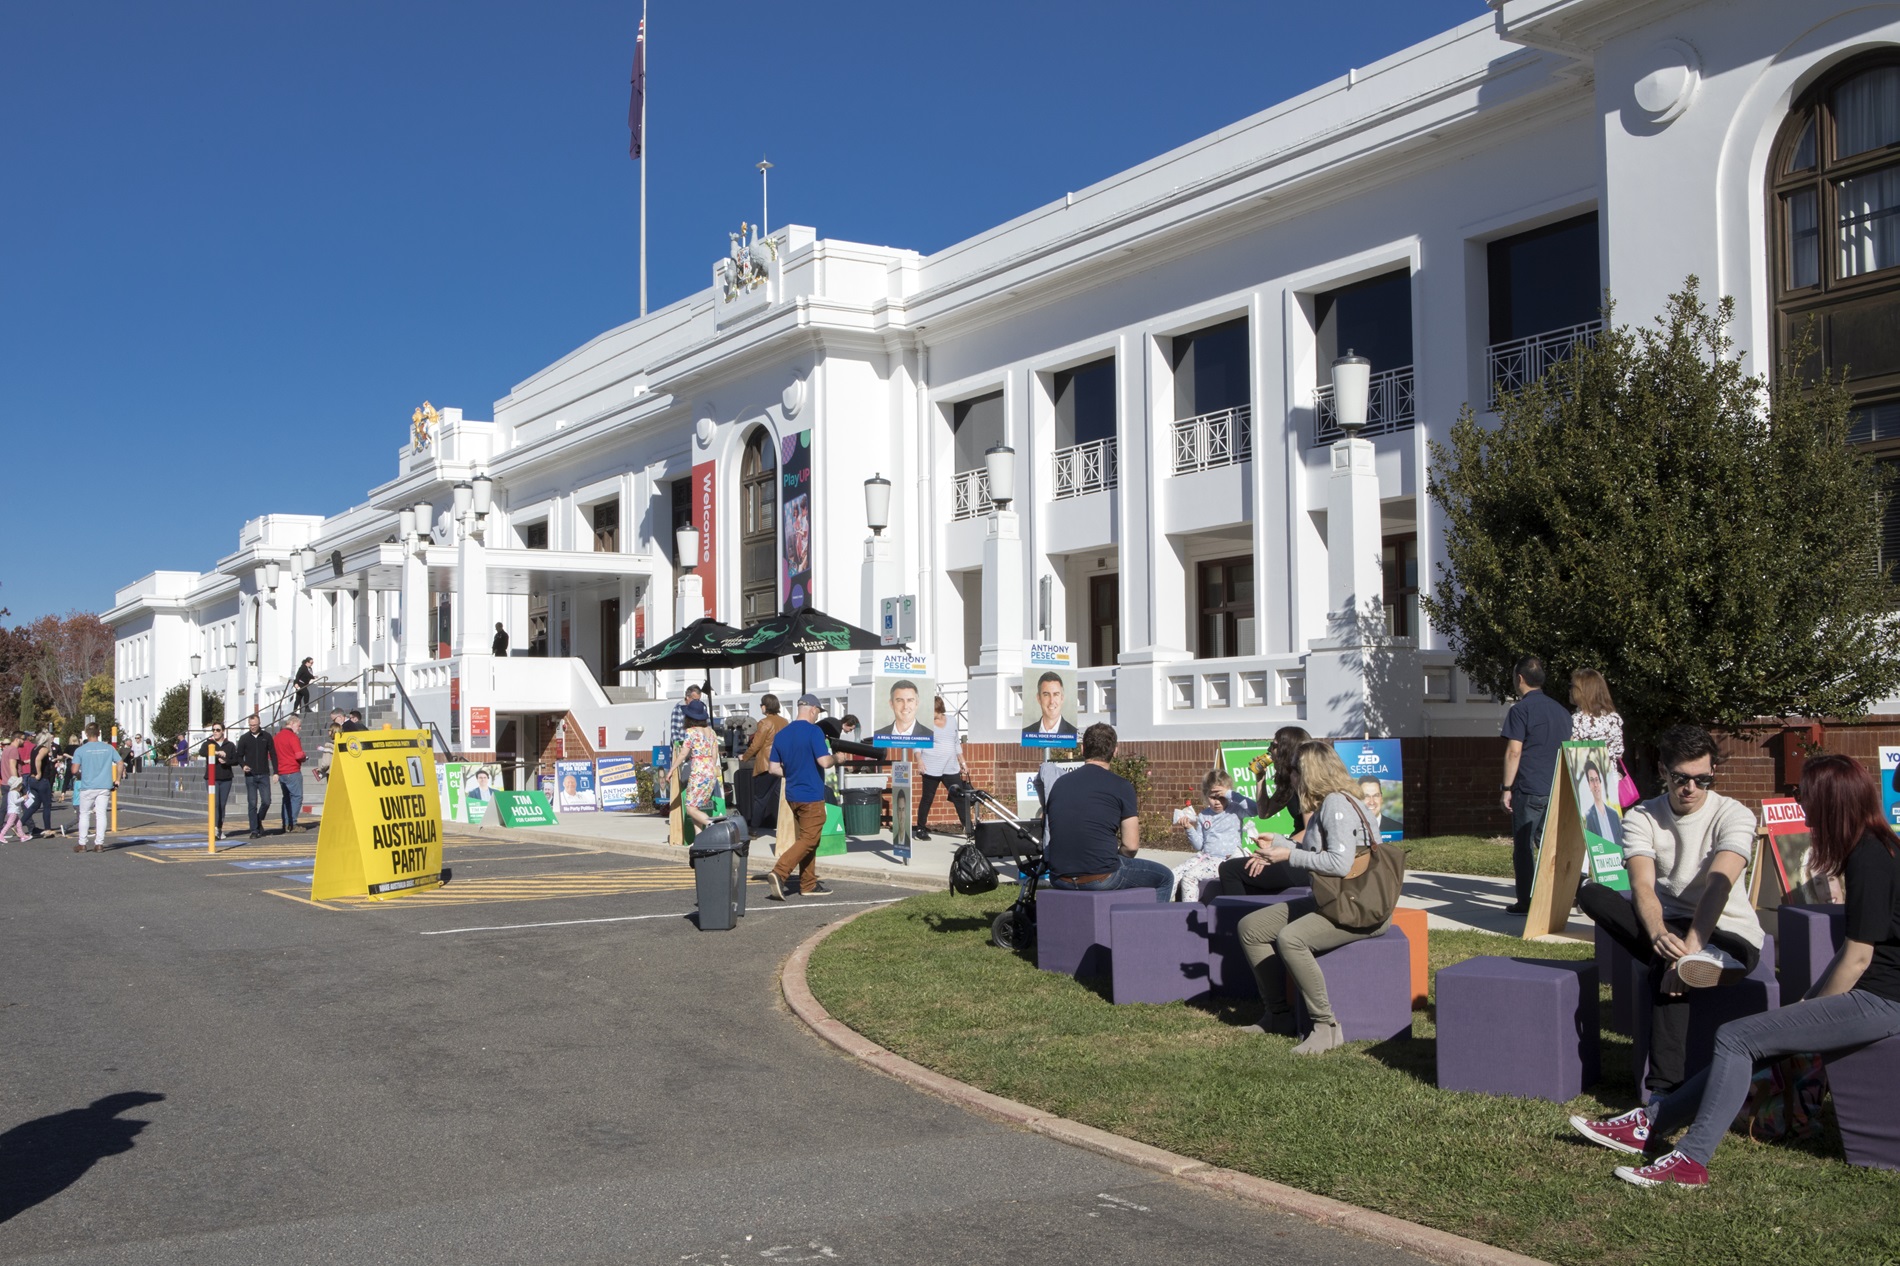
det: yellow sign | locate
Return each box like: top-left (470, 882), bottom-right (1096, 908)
top-left (312, 729), bottom-right (446, 901)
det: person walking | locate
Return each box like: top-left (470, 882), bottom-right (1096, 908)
top-left (273, 719), bottom-right (308, 833)
top-left (765, 694), bottom-right (836, 900)
top-left (1501, 655), bottom-right (1572, 914)
top-left (233, 714), bottom-right (277, 840)
top-left (672, 699), bottom-right (723, 831)
top-left (913, 696), bottom-right (970, 841)
top-left (69, 723), bottom-right (122, 853)
top-left (1, 732), bottom-right (21, 786)
top-left (292, 658), bottom-right (316, 714)
top-left (740, 694), bottom-right (788, 833)
top-left (27, 737), bottom-right (59, 838)
top-left (1, 776), bottom-right (32, 843)
top-left (202, 724), bottom-right (238, 838)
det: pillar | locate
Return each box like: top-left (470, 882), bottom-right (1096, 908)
top-left (401, 552), bottom-right (429, 664)
top-left (453, 525), bottom-right (489, 659)
top-left (968, 510), bottom-right (1025, 739)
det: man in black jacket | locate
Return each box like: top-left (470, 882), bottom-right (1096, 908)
top-left (233, 714), bottom-right (277, 840)
top-left (202, 724), bottom-right (239, 839)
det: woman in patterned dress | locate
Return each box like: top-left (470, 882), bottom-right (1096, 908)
top-left (1568, 668), bottom-right (1624, 763)
top-left (675, 699), bottom-right (724, 829)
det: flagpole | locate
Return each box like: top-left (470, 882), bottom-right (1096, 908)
top-left (639, 0), bottom-right (648, 318)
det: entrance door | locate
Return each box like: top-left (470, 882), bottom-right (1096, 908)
top-left (1088, 574), bottom-right (1120, 668)
top-left (598, 597), bottom-right (620, 687)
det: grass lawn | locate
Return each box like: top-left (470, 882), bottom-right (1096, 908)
top-left (1397, 834), bottom-right (1515, 877)
top-left (807, 891), bottom-right (1900, 1266)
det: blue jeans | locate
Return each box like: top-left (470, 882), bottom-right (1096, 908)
top-left (278, 772), bottom-right (304, 831)
top-left (1510, 791), bottom-right (1550, 905)
top-left (1050, 856), bottom-right (1175, 896)
top-left (245, 774), bottom-right (272, 835)
top-left (1652, 989), bottom-right (1900, 1165)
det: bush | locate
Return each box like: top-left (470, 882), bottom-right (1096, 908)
top-left (153, 683), bottom-right (223, 745)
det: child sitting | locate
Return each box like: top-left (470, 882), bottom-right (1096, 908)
top-left (1, 776), bottom-right (33, 843)
top-left (1170, 770), bottom-right (1253, 901)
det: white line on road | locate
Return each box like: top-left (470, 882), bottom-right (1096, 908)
top-left (419, 897), bottom-right (903, 936)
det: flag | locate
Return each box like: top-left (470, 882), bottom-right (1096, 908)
top-left (627, 19), bottom-right (645, 159)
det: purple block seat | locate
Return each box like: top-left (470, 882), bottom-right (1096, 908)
top-left (1035, 887), bottom-right (1163, 978)
top-left (1110, 903), bottom-right (1216, 1004)
top-left (1290, 925), bottom-right (1414, 1043)
top-left (1596, 924), bottom-right (1641, 1037)
top-left (1206, 890), bottom-right (1312, 997)
top-left (1826, 1035), bottom-right (1900, 1171)
top-left (1436, 956), bottom-right (1600, 1102)
top-left (1776, 904), bottom-right (1845, 1001)
top-left (1634, 933), bottom-right (1778, 1089)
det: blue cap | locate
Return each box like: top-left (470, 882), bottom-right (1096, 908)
top-left (682, 699), bottom-right (710, 723)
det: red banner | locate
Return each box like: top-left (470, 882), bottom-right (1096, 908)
top-left (693, 459), bottom-right (718, 618)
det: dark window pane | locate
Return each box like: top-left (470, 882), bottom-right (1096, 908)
top-left (1836, 66), bottom-right (1900, 159)
top-left (1838, 167), bottom-right (1900, 278)
top-left (951, 391), bottom-right (1005, 471)
top-left (1055, 357), bottom-right (1117, 447)
top-left (1315, 270), bottom-right (1413, 377)
top-left (1172, 318), bottom-right (1250, 418)
top-left (1850, 400), bottom-right (1900, 444)
top-left (1787, 190), bottom-right (1820, 288)
top-left (1827, 290), bottom-right (1900, 378)
top-left (1787, 117), bottom-right (1817, 173)
top-left (1487, 213), bottom-right (1601, 344)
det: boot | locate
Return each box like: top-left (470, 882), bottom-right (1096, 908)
top-left (1291, 1020), bottom-right (1344, 1056)
top-left (1259, 1007), bottom-right (1297, 1037)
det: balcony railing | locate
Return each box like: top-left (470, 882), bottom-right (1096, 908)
top-left (1171, 405), bottom-right (1253, 474)
top-left (1313, 365), bottom-right (1415, 446)
top-left (1052, 437), bottom-right (1118, 499)
top-left (951, 467), bottom-right (993, 521)
top-left (1486, 319), bottom-right (1603, 409)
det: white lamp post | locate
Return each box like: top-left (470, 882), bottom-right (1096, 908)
top-left (452, 481), bottom-right (474, 522)
top-left (863, 474), bottom-right (891, 536)
top-left (398, 509), bottom-right (416, 544)
top-left (263, 561), bottom-right (281, 594)
top-left (676, 525), bottom-right (700, 572)
top-left (471, 472), bottom-right (493, 520)
top-left (984, 444), bottom-right (1015, 511)
top-left (188, 653), bottom-right (204, 736)
top-left (413, 501), bottom-right (433, 543)
top-left (1331, 351), bottom-right (1371, 439)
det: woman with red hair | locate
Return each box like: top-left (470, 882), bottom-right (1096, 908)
top-left (1570, 753), bottom-right (1900, 1188)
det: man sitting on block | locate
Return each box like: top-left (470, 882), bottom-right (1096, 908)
top-left (1043, 722), bottom-right (1173, 896)
top-left (1572, 724), bottom-right (1761, 1148)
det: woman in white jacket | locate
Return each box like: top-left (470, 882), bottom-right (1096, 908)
top-left (913, 697), bottom-right (969, 840)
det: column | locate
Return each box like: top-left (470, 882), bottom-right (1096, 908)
top-left (967, 510), bottom-right (1024, 739)
top-left (453, 526), bottom-right (489, 658)
top-left (401, 551), bottom-right (429, 665)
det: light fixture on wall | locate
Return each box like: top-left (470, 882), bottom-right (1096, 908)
top-left (863, 474), bottom-right (891, 536)
top-left (471, 472), bottom-right (494, 520)
top-left (1331, 351), bottom-right (1371, 439)
top-left (299, 546), bottom-right (318, 574)
top-left (676, 525), bottom-right (700, 572)
top-left (399, 509), bottom-right (416, 543)
top-left (413, 501), bottom-right (434, 543)
top-left (263, 561), bottom-right (281, 593)
top-left (451, 482), bottom-right (474, 521)
top-left (984, 444), bottom-right (1016, 510)
top-left (189, 654), bottom-right (202, 678)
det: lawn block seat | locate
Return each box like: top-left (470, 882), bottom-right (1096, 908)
top-left (1035, 887), bottom-right (1163, 978)
top-left (1634, 933), bottom-right (1778, 1090)
top-left (1206, 891), bottom-right (1311, 997)
top-left (1436, 956), bottom-right (1600, 1102)
top-left (1110, 903), bottom-right (1216, 1004)
top-left (1777, 904), bottom-right (1845, 1002)
top-left (1826, 1034), bottom-right (1900, 1171)
top-left (1290, 925), bottom-right (1414, 1043)
top-left (1388, 906), bottom-right (1429, 1009)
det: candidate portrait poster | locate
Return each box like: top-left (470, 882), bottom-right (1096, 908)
top-left (1332, 738), bottom-right (1405, 842)
top-left (597, 755), bottom-right (641, 811)
top-left (1218, 741), bottom-right (1297, 838)
top-left (460, 762), bottom-right (501, 824)
top-left (871, 650), bottom-right (935, 749)
top-left (1020, 641), bottom-right (1080, 749)
top-left (554, 759), bottom-right (599, 813)
top-left (1561, 741), bottom-right (1628, 891)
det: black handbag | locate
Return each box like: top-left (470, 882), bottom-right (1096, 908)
top-left (949, 841), bottom-right (1000, 895)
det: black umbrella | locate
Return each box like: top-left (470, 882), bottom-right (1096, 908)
top-left (616, 616), bottom-right (756, 673)
top-left (722, 606), bottom-right (891, 693)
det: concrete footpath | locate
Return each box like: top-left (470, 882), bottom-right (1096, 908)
top-left (453, 811), bottom-right (1597, 940)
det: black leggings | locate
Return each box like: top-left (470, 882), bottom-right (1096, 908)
top-left (917, 774), bottom-right (971, 831)
top-left (1218, 855), bottom-right (1304, 896)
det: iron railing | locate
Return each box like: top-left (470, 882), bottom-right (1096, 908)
top-left (1171, 405), bottom-right (1253, 474)
top-left (951, 467), bottom-right (993, 521)
top-left (1052, 437), bottom-right (1117, 498)
top-left (1486, 320), bottom-right (1603, 409)
top-left (1314, 365), bottom-right (1416, 445)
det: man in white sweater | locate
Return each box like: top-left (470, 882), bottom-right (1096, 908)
top-left (1578, 724), bottom-right (1762, 1107)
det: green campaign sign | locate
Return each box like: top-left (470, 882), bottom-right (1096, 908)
top-left (1219, 741), bottom-right (1297, 843)
top-left (493, 790), bottom-right (558, 828)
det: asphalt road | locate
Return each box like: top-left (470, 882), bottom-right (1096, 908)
top-left (1, 817), bottom-right (1425, 1266)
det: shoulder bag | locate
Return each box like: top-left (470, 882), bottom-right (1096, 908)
top-left (1310, 795), bottom-right (1407, 932)
top-left (1616, 757), bottom-right (1641, 812)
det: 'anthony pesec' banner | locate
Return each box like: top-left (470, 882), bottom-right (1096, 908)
top-left (312, 729), bottom-right (445, 901)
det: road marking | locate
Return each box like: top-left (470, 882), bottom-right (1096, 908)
top-left (420, 897), bottom-right (902, 936)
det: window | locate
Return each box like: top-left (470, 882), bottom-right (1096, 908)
top-left (1196, 556), bottom-right (1255, 659)
top-left (1054, 358), bottom-right (1116, 448)
top-left (739, 430), bottom-right (778, 685)
top-left (1381, 533), bottom-right (1419, 639)
top-left (669, 476), bottom-right (694, 563)
top-left (1316, 270), bottom-right (1412, 375)
top-left (1171, 318), bottom-right (1250, 420)
top-left (951, 390), bottom-right (1004, 473)
top-left (592, 501), bottom-right (619, 553)
top-left (1487, 213), bottom-right (1601, 345)
top-left (521, 521), bottom-right (549, 550)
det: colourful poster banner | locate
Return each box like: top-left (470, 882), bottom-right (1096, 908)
top-left (1882, 746), bottom-right (1900, 832)
top-left (872, 650), bottom-right (935, 749)
top-left (597, 755), bottom-right (641, 811)
top-left (1217, 741), bottom-right (1297, 840)
top-left (493, 790), bottom-right (557, 828)
top-left (1559, 741), bottom-right (1627, 891)
top-left (780, 429), bottom-right (813, 611)
top-left (692, 459), bottom-right (718, 618)
top-left (554, 759), bottom-right (599, 813)
top-left (1020, 641), bottom-right (1080, 749)
top-left (311, 729), bottom-right (444, 902)
top-left (1333, 738), bottom-right (1405, 842)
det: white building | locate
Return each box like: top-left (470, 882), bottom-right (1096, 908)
top-left (107, 0), bottom-right (1900, 810)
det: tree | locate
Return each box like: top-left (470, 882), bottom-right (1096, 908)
top-left (23, 613), bottom-right (113, 724)
top-left (1423, 279), bottom-right (1900, 742)
top-left (78, 674), bottom-right (116, 737)
top-left (153, 683), bottom-right (222, 744)
top-left (17, 673), bottom-right (36, 733)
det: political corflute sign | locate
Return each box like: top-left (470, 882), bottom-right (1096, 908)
top-left (312, 729), bottom-right (445, 901)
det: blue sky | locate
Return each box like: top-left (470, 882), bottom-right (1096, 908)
top-left (0, 0), bottom-right (1483, 622)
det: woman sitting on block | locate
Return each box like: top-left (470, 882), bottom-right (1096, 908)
top-left (1237, 741), bottom-right (1390, 1055)
top-left (1218, 726), bottom-right (1310, 895)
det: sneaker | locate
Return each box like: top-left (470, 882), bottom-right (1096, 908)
top-left (1503, 902), bottom-right (1530, 915)
top-left (1674, 947), bottom-right (1744, 988)
top-left (1615, 1150), bottom-right (1709, 1189)
top-left (766, 873), bottom-right (786, 902)
top-left (806, 881), bottom-right (834, 896)
top-left (912, 827), bottom-right (932, 841)
top-left (72, 842), bottom-right (83, 853)
top-left (1570, 1106), bottom-right (1650, 1156)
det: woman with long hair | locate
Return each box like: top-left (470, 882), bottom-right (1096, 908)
top-left (1235, 741), bottom-right (1395, 1055)
top-left (1570, 753), bottom-right (1900, 1188)
top-left (673, 699), bottom-right (724, 831)
top-left (1567, 668), bottom-right (1624, 763)
top-left (1217, 725), bottom-right (1309, 895)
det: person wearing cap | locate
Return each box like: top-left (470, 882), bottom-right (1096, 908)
top-left (766, 693), bottom-right (836, 899)
top-left (674, 698), bottom-right (723, 830)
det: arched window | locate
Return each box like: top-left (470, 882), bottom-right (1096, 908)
top-left (739, 429), bottom-right (778, 685)
top-left (1772, 52), bottom-right (1900, 582)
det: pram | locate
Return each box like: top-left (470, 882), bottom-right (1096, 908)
top-left (948, 784), bottom-right (1047, 952)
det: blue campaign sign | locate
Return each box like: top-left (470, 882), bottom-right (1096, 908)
top-left (1331, 738), bottom-right (1405, 842)
top-left (651, 745), bottom-right (673, 804)
top-left (1882, 746), bottom-right (1900, 830)
top-left (228, 857), bottom-right (318, 870)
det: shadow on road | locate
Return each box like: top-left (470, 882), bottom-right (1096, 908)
top-left (0, 1092), bottom-right (166, 1223)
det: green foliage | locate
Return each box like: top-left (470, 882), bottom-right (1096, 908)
top-left (1424, 279), bottom-right (1900, 740)
top-left (1108, 752), bottom-right (1150, 799)
top-left (153, 683), bottom-right (223, 743)
top-left (17, 673), bottom-right (36, 732)
top-left (78, 674), bottom-right (115, 737)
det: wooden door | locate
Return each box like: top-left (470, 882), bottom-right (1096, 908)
top-left (1088, 574), bottom-right (1120, 668)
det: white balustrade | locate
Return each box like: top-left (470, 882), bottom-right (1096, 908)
top-left (1052, 437), bottom-right (1117, 499)
top-left (1486, 320), bottom-right (1603, 409)
top-left (1313, 366), bottom-right (1415, 445)
top-left (1171, 405), bottom-right (1253, 474)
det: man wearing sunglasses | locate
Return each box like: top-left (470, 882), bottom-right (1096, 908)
top-left (1577, 724), bottom-right (1762, 1111)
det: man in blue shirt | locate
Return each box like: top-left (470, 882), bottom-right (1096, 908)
top-left (765, 694), bottom-right (835, 900)
top-left (1501, 654), bottom-right (1574, 913)
top-left (71, 723), bottom-right (122, 853)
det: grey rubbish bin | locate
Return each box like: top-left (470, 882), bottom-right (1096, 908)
top-left (688, 816), bottom-right (751, 931)
top-left (840, 787), bottom-right (882, 836)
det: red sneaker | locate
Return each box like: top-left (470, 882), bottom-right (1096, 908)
top-left (1615, 1150), bottom-right (1709, 1189)
top-left (1569, 1106), bottom-right (1650, 1155)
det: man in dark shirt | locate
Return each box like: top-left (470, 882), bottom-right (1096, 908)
top-left (1501, 654), bottom-right (1574, 913)
top-left (202, 723), bottom-right (239, 839)
top-left (233, 714), bottom-right (277, 840)
top-left (341, 710), bottom-right (367, 733)
top-left (1043, 723), bottom-right (1172, 895)
top-left (492, 622), bottom-right (510, 657)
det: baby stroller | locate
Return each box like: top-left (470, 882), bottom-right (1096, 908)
top-left (947, 784), bottom-right (1047, 953)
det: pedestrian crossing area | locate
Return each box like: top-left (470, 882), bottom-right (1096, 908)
top-left (280, 865), bottom-right (699, 910)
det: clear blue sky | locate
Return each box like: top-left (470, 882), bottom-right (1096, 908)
top-left (0, 0), bottom-right (1483, 622)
